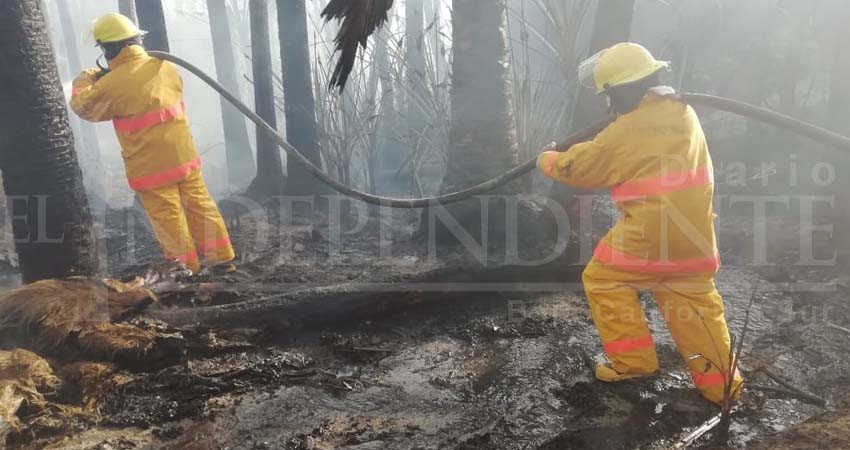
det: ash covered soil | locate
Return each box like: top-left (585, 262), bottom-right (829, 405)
top-left (6, 204), bottom-right (850, 450)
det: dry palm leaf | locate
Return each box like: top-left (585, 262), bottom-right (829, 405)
top-left (0, 349), bottom-right (60, 435)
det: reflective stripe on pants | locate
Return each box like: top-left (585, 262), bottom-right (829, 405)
top-left (603, 335), bottom-right (655, 355)
top-left (593, 241), bottom-right (720, 274)
top-left (582, 259), bottom-right (743, 404)
top-left (137, 169), bottom-right (234, 271)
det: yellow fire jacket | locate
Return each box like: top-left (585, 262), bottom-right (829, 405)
top-left (71, 45), bottom-right (200, 191)
top-left (538, 88), bottom-right (719, 273)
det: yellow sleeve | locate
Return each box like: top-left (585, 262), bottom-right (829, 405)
top-left (536, 124), bottom-right (626, 189)
top-left (70, 69), bottom-right (116, 122)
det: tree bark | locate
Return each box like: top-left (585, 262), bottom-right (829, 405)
top-left (404, 0), bottom-right (426, 190)
top-left (150, 260), bottom-right (584, 328)
top-left (374, 26), bottom-right (398, 185)
top-left (545, 0), bottom-right (635, 243)
top-left (207, 0), bottom-right (256, 191)
top-left (246, 0), bottom-right (285, 198)
top-left (118, 0), bottom-right (138, 24)
top-left (365, 28), bottom-right (385, 198)
top-left (570, 0), bottom-right (635, 131)
top-left (136, 0), bottom-right (169, 52)
top-left (277, 0), bottom-right (325, 198)
top-left (442, 0), bottom-right (518, 188)
top-left (425, 0), bottom-right (519, 246)
top-left (0, 0), bottom-right (99, 282)
top-left (406, 0), bottom-right (426, 134)
top-left (424, 0), bottom-right (446, 80)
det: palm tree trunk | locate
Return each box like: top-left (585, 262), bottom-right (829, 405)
top-left (406, 0), bottom-right (426, 129)
top-left (546, 0), bottom-right (635, 239)
top-left (136, 0), bottom-right (169, 52)
top-left (425, 0), bottom-right (446, 84)
top-left (442, 0), bottom-right (517, 188)
top-left (246, 0), bottom-right (284, 198)
top-left (0, 0), bottom-right (99, 282)
top-left (277, 0), bottom-right (324, 198)
top-left (374, 26), bottom-right (400, 183)
top-left (426, 0), bottom-right (518, 245)
top-left (207, 0), bottom-right (256, 191)
top-left (570, 0), bottom-right (635, 131)
top-left (365, 29), bottom-right (384, 199)
top-left (55, 0), bottom-right (104, 196)
top-left (405, 0), bottom-right (426, 193)
top-left (118, 0), bottom-right (138, 24)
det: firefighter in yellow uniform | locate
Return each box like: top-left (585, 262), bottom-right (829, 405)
top-left (538, 43), bottom-right (743, 404)
top-left (71, 13), bottom-right (234, 273)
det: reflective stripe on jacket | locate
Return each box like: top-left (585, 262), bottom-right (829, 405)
top-left (538, 88), bottom-right (719, 273)
top-left (70, 45), bottom-right (200, 191)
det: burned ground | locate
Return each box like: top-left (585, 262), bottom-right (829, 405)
top-left (1, 203), bottom-right (849, 449)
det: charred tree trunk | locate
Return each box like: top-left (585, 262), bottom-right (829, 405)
top-left (151, 261), bottom-right (584, 328)
top-left (118, 0), bottom-right (138, 24)
top-left (571, 0), bottom-right (635, 130)
top-left (545, 0), bottom-right (635, 247)
top-left (246, 0), bottom-right (285, 198)
top-left (424, 0), bottom-right (446, 83)
top-left (207, 0), bottom-right (256, 191)
top-left (277, 0), bottom-right (325, 198)
top-left (443, 0), bottom-right (518, 186)
top-left (55, 0), bottom-right (104, 196)
top-left (405, 0), bottom-right (426, 131)
top-left (404, 0), bottom-right (426, 191)
top-left (365, 29), bottom-right (384, 199)
top-left (136, 0), bottom-right (169, 52)
top-left (424, 0), bottom-right (519, 247)
top-left (0, 0), bottom-right (99, 282)
top-left (373, 25), bottom-right (399, 192)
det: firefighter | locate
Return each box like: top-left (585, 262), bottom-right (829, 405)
top-left (537, 43), bottom-right (743, 404)
top-left (71, 13), bottom-right (234, 274)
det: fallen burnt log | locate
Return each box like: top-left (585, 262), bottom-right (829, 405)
top-left (149, 260), bottom-right (585, 329)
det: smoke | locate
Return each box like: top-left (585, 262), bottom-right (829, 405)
top-left (42, 1), bottom-right (254, 202)
top-left (62, 81), bottom-right (73, 101)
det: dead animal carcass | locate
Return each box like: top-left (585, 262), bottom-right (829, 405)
top-left (0, 278), bottom-right (183, 370)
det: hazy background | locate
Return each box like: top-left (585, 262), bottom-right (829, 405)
top-left (41, 0), bottom-right (847, 207)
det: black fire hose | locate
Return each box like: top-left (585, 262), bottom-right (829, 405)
top-left (149, 51), bottom-right (850, 209)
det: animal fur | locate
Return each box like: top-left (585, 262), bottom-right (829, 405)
top-left (0, 278), bottom-right (180, 369)
top-left (76, 322), bottom-right (156, 362)
top-left (58, 362), bottom-right (122, 412)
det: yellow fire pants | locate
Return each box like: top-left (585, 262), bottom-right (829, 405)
top-left (582, 259), bottom-right (743, 404)
top-left (136, 170), bottom-right (234, 272)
